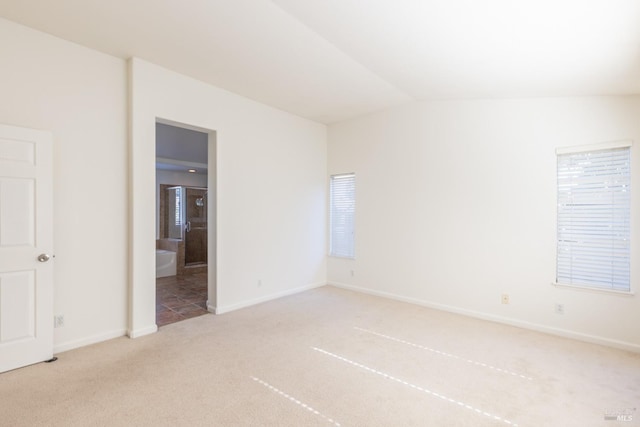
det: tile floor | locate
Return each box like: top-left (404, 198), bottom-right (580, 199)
top-left (156, 273), bottom-right (209, 327)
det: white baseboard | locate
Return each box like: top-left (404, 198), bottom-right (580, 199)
top-left (127, 324), bottom-right (158, 339)
top-left (54, 329), bottom-right (127, 354)
top-left (328, 281), bottom-right (640, 353)
top-left (206, 300), bottom-right (217, 314)
top-left (215, 281), bottom-right (325, 315)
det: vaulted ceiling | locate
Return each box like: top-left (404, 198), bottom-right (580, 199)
top-left (0, 0), bottom-right (638, 123)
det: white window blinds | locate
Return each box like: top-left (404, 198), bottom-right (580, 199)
top-left (330, 173), bottom-right (355, 258)
top-left (556, 143), bottom-right (631, 292)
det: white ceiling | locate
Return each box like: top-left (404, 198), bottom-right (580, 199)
top-left (0, 0), bottom-right (638, 123)
top-left (156, 123), bottom-right (208, 174)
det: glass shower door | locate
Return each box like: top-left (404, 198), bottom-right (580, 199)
top-left (184, 187), bottom-right (207, 266)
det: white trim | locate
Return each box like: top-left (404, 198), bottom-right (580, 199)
top-left (127, 324), bottom-right (158, 339)
top-left (552, 282), bottom-right (635, 296)
top-left (156, 157), bottom-right (208, 170)
top-left (206, 300), bottom-right (217, 314)
top-left (54, 329), bottom-right (127, 354)
top-left (328, 255), bottom-right (356, 260)
top-left (328, 282), bottom-right (640, 353)
top-left (555, 139), bottom-right (632, 155)
top-left (215, 282), bottom-right (325, 314)
top-left (331, 173), bottom-right (356, 179)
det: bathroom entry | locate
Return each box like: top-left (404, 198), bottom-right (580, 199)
top-left (156, 121), bottom-right (215, 327)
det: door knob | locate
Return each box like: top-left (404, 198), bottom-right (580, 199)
top-left (37, 254), bottom-right (51, 262)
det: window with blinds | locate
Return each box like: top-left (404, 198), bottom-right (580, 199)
top-left (556, 142), bottom-right (632, 292)
top-left (330, 173), bottom-right (355, 258)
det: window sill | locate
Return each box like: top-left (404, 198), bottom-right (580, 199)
top-left (329, 255), bottom-right (355, 260)
top-left (551, 282), bottom-right (635, 297)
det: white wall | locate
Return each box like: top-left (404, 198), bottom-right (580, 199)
top-left (130, 59), bottom-right (327, 335)
top-left (5, 14), bottom-right (634, 355)
top-left (0, 18), bottom-right (326, 351)
top-left (0, 18), bottom-right (129, 352)
top-left (328, 97), bottom-right (640, 351)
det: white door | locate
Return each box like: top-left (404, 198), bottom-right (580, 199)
top-left (0, 123), bottom-right (53, 373)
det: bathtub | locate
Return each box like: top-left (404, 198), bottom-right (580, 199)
top-left (156, 249), bottom-right (177, 278)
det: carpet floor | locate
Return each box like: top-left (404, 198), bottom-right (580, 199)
top-left (1, 286), bottom-right (639, 426)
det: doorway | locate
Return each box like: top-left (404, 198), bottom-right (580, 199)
top-left (155, 121), bottom-right (216, 326)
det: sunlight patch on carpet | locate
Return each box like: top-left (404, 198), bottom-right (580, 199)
top-left (354, 326), bottom-right (533, 381)
top-left (251, 376), bottom-right (341, 426)
top-left (313, 347), bottom-right (519, 427)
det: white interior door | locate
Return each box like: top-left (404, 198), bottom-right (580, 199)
top-left (0, 123), bottom-right (53, 373)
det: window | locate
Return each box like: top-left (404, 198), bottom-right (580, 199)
top-left (330, 173), bottom-right (355, 258)
top-left (556, 141), bottom-right (632, 292)
top-left (175, 188), bottom-right (182, 227)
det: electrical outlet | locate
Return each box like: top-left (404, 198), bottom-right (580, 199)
top-left (501, 294), bottom-right (509, 304)
top-left (350, 270), bottom-right (354, 277)
top-left (257, 279), bottom-right (262, 287)
top-left (555, 304), bottom-right (564, 315)
top-left (54, 315), bottom-right (64, 328)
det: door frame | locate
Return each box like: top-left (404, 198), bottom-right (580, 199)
top-left (128, 117), bottom-right (217, 338)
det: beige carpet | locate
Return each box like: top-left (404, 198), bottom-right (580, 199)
top-left (1, 286), bottom-right (639, 426)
